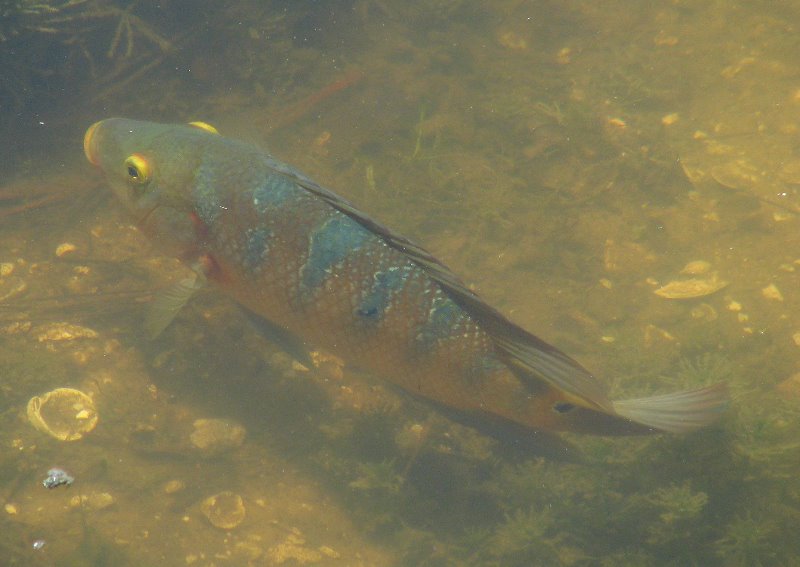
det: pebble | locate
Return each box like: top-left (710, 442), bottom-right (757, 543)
top-left (190, 418), bottom-right (245, 453)
top-left (164, 480), bottom-right (185, 494)
top-left (654, 273), bottom-right (728, 299)
top-left (55, 243), bottom-right (77, 257)
top-left (761, 283), bottom-right (784, 301)
top-left (200, 491), bottom-right (246, 530)
top-left (43, 468), bottom-right (74, 489)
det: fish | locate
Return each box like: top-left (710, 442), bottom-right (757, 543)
top-left (83, 118), bottom-right (728, 445)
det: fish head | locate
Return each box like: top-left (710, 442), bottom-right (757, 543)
top-left (84, 118), bottom-right (219, 257)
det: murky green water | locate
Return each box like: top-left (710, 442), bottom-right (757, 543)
top-left (2, 1), bottom-right (800, 565)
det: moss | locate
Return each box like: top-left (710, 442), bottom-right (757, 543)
top-left (349, 459), bottom-right (403, 493)
top-left (715, 511), bottom-right (779, 567)
top-left (488, 506), bottom-right (565, 565)
top-left (643, 482), bottom-right (709, 548)
top-left (674, 352), bottom-right (734, 388)
top-left (647, 482), bottom-right (708, 524)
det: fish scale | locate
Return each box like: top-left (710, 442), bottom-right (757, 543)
top-left (178, 158), bottom-right (518, 415)
top-left (85, 118), bottom-right (729, 440)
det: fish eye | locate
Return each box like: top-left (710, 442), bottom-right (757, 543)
top-left (123, 154), bottom-right (151, 186)
top-left (552, 401), bottom-right (576, 414)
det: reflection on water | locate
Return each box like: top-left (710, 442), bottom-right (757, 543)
top-left (2, 0), bottom-right (800, 565)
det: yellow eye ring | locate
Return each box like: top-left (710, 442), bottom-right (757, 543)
top-left (124, 153), bottom-right (151, 185)
top-left (187, 121), bottom-right (219, 134)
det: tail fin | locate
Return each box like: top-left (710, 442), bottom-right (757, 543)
top-left (612, 382), bottom-right (729, 433)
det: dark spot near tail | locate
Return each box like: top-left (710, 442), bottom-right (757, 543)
top-left (553, 402), bottom-right (576, 414)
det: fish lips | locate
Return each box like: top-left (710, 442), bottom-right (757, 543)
top-left (83, 120), bottom-right (104, 166)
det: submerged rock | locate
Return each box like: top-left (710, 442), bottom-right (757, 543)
top-left (189, 418), bottom-right (246, 454)
top-left (200, 491), bottom-right (246, 530)
top-left (654, 272), bottom-right (728, 299)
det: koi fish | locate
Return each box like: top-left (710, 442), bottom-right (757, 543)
top-left (84, 118), bottom-right (727, 445)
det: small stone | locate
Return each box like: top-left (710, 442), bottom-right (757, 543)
top-left (319, 546), bottom-right (340, 559)
top-left (4, 503), bottom-right (17, 515)
top-left (690, 303), bottom-right (718, 321)
top-left (35, 323), bottom-right (98, 342)
top-left (164, 480), bottom-right (185, 494)
top-left (497, 30), bottom-right (527, 50)
top-left (761, 283), bottom-right (784, 301)
top-left (55, 243), bottom-right (77, 257)
top-left (654, 273), bottom-right (728, 299)
top-left (0, 262), bottom-right (14, 276)
top-left (680, 260), bottom-right (711, 275)
top-left (776, 373), bottom-right (800, 397)
top-left (555, 46), bottom-right (571, 64)
top-left (190, 418), bottom-right (246, 453)
top-left (710, 160), bottom-right (760, 190)
top-left (70, 492), bottom-right (115, 510)
top-left (607, 117), bottom-right (627, 129)
top-left (267, 532), bottom-right (324, 565)
top-left (200, 491), bottom-right (246, 530)
top-left (661, 113), bottom-right (679, 126)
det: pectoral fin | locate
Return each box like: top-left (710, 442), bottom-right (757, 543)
top-left (145, 273), bottom-right (204, 339)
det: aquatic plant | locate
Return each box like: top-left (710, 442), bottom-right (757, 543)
top-left (349, 459), bottom-right (403, 493)
top-left (674, 352), bottom-right (734, 388)
top-left (643, 482), bottom-right (709, 548)
top-left (647, 482), bottom-right (708, 525)
top-left (487, 506), bottom-right (570, 566)
top-left (715, 511), bottom-right (778, 567)
top-left (0, 0), bottom-right (78, 42)
top-left (599, 550), bottom-right (657, 567)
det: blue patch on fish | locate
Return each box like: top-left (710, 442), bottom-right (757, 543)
top-left (242, 227), bottom-right (272, 272)
top-left (301, 214), bottom-right (370, 293)
top-left (252, 173), bottom-right (301, 214)
top-left (415, 292), bottom-right (465, 350)
top-left (357, 265), bottom-right (411, 320)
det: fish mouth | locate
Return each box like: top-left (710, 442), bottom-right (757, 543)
top-left (83, 120), bottom-right (103, 166)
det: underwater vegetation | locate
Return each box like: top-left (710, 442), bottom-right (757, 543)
top-left (714, 511), bottom-right (780, 567)
top-left (0, 1), bottom-right (167, 106)
top-left (486, 507), bottom-right (570, 566)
